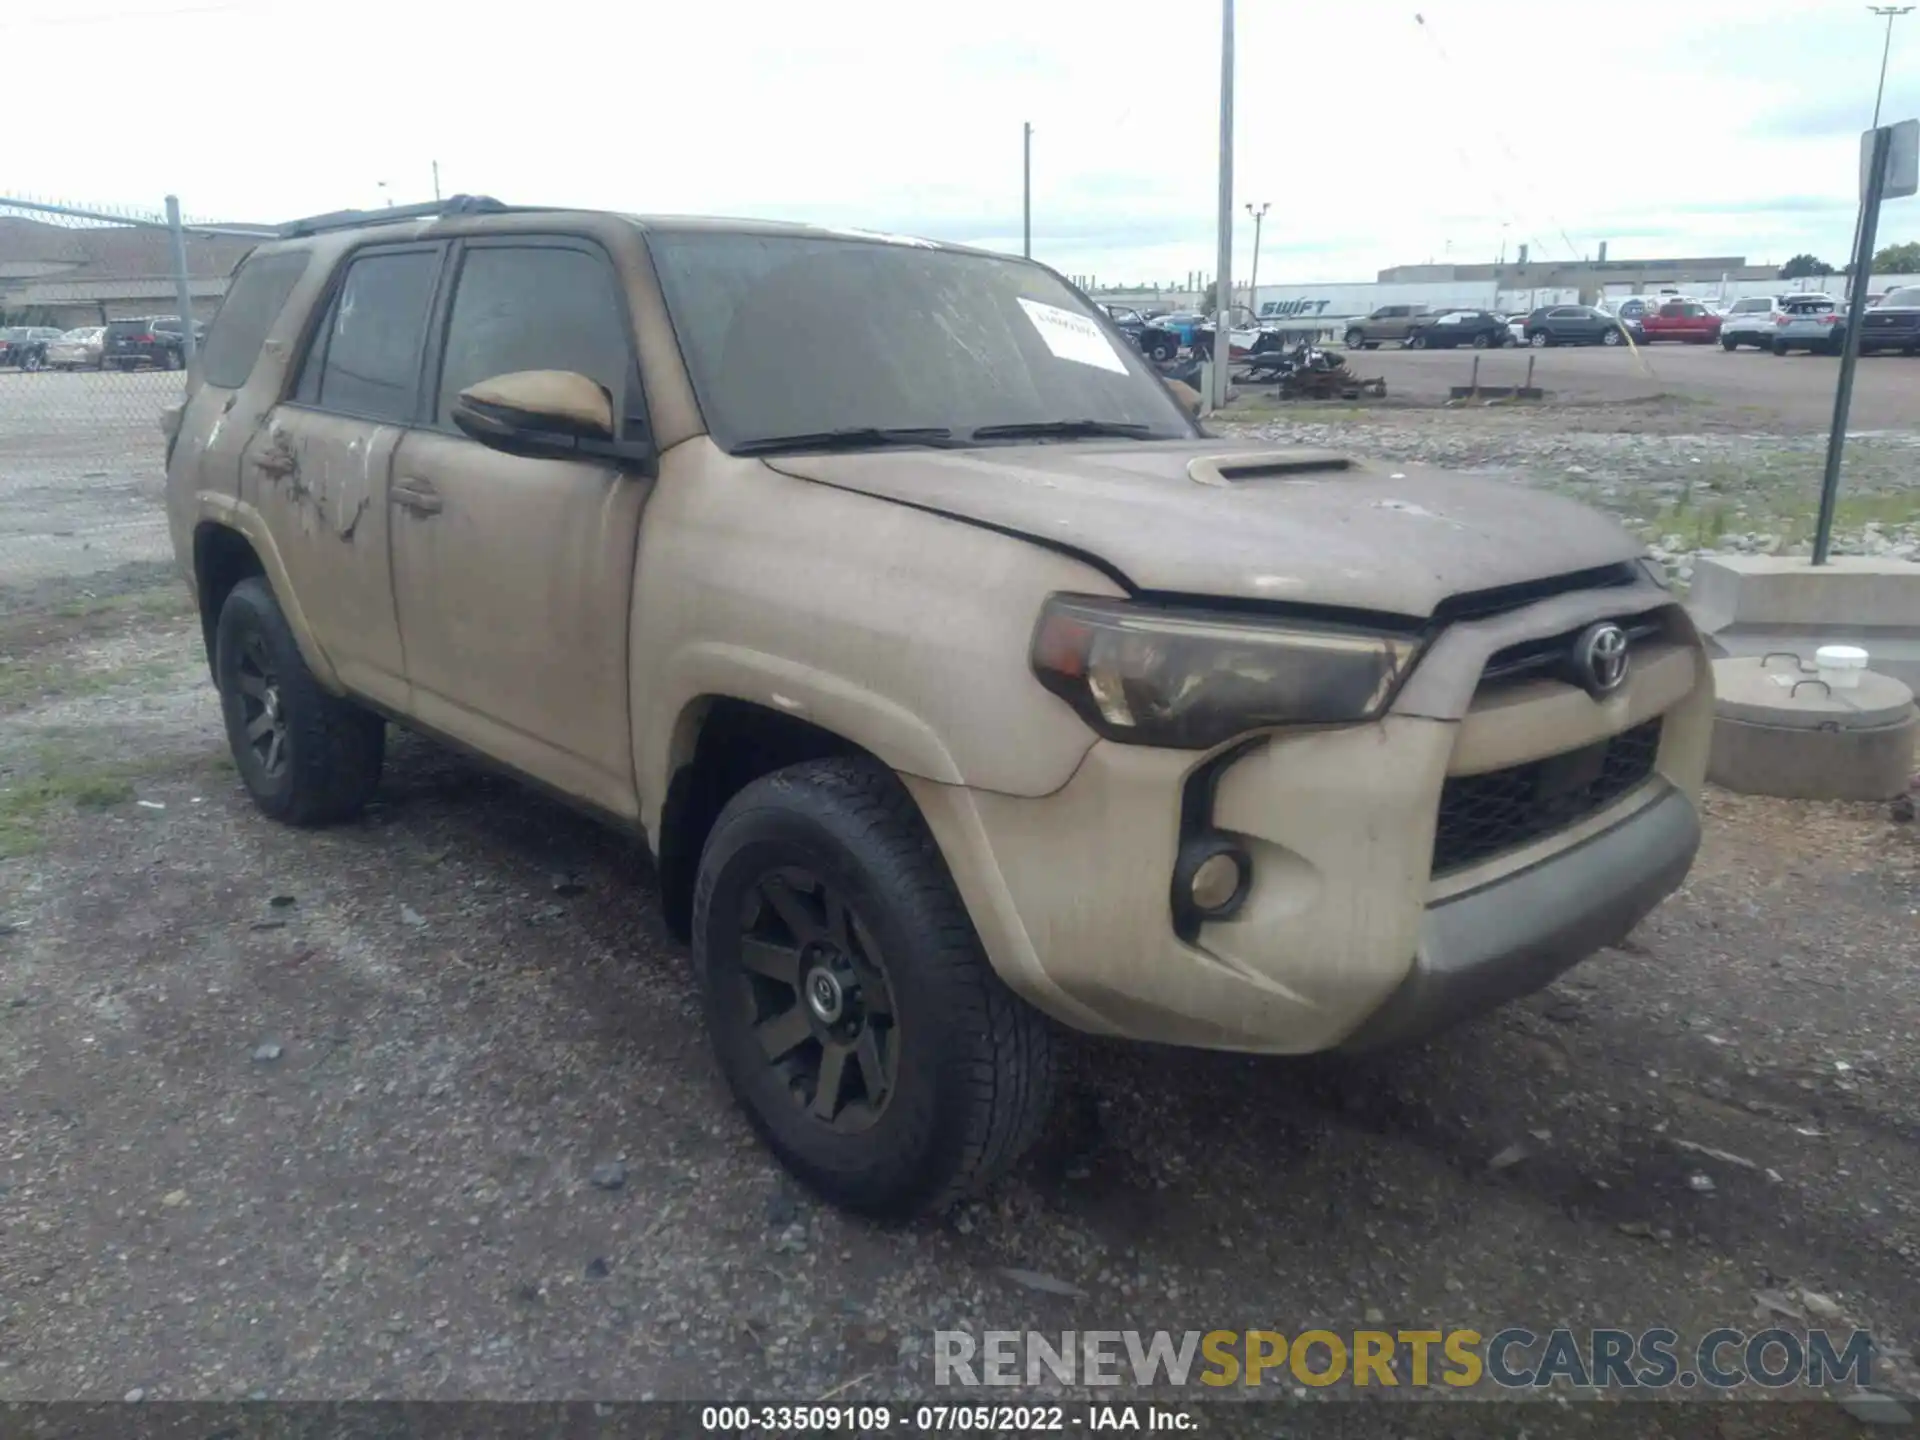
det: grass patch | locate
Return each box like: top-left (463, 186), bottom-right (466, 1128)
top-left (0, 748), bottom-right (143, 858)
top-left (49, 585), bottom-right (192, 623)
top-left (0, 654), bottom-right (185, 711)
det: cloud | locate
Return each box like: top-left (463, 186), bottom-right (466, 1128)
top-left (4, 0), bottom-right (1912, 286)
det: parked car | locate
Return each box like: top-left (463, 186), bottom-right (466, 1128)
top-left (1343, 304), bottom-right (1431, 349)
top-left (1609, 298), bottom-right (1656, 324)
top-left (1720, 296), bottom-right (1797, 350)
top-left (164, 197), bottom-right (1709, 1216)
top-left (1097, 303), bottom-right (1181, 363)
top-left (1154, 312), bottom-right (1207, 347)
top-left (1767, 296), bottom-right (1847, 355)
top-left (45, 326), bottom-right (106, 370)
top-left (1857, 285), bottom-right (1920, 354)
top-left (1640, 300), bottom-right (1723, 344)
top-left (0, 326), bottom-right (64, 371)
top-left (103, 316), bottom-right (202, 370)
top-left (1523, 305), bottom-right (1636, 347)
top-left (1191, 307), bottom-right (1273, 360)
top-left (1505, 313), bottom-right (1531, 346)
top-left (1407, 309), bottom-right (1509, 349)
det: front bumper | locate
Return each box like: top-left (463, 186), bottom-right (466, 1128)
top-left (908, 582), bottom-right (1714, 1055)
top-left (1338, 785), bottom-right (1698, 1050)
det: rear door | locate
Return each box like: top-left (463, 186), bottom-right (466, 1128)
top-left (241, 242), bottom-right (443, 711)
top-left (387, 235), bottom-right (652, 818)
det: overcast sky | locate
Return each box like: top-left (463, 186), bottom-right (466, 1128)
top-left (5, 0), bottom-right (1916, 286)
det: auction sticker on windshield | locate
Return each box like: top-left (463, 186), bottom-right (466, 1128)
top-left (1017, 298), bottom-right (1128, 374)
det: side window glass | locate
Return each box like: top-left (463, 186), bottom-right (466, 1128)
top-left (299, 249), bottom-right (440, 423)
top-left (201, 251), bottom-right (309, 389)
top-left (435, 245), bottom-right (633, 430)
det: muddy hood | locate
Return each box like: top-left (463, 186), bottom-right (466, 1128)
top-left (769, 439), bottom-right (1643, 618)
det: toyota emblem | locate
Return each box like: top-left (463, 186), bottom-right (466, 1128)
top-left (1572, 622), bottom-right (1631, 697)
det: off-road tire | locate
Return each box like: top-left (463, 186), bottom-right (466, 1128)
top-left (692, 757), bottom-right (1057, 1217)
top-left (214, 577), bottom-right (384, 826)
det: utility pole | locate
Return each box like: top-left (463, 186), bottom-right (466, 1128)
top-left (1211, 0), bottom-right (1235, 411)
top-left (1871, 6), bottom-right (1913, 127)
top-left (1244, 201), bottom-right (1269, 316)
top-left (1022, 122), bottom-right (1033, 258)
top-left (432, 160), bottom-right (442, 202)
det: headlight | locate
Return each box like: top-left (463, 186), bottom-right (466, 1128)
top-left (1030, 594), bottom-right (1422, 750)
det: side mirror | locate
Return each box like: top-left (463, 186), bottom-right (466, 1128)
top-left (451, 369), bottom-right (655, 469)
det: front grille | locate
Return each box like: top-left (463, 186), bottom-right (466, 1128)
top-left (1480, 609), bottom-right (1665, 686)
top-left (1433, 720), bottom-right (1662, 876)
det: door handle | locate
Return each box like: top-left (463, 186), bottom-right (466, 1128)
top-left (391, 477), bottom-right (443, 516)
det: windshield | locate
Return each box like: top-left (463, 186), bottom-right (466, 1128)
top-left (1883, 286), bottom-right (1920, 308)
top-left (647, 232), bottom-right (1193, 451)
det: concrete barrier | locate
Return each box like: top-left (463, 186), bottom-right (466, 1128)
top-left (1688, 555), bottom-right (1920, 692)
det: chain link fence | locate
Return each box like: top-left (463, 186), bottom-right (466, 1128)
top-left (0, 195), bottom-right (271, 604)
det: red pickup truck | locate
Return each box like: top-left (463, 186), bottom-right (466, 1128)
top-left (1639, 300), bottom-right (1723, 344)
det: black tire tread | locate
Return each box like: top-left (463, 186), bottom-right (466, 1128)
top-left (216, 577), bottom-right (383, 827)
top-left (693, 756), bottom-right (1056, 1214)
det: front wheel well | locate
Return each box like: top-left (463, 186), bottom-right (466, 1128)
top-left (192, 523), bottom-right (265, 677)
top-left (655, 698), bottom-right (875, 941)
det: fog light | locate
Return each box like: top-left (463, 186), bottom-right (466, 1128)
top-left (1191, 852), bottom-right (1243, 912)
top-left (1173, 834), bottom-right (1251, 926)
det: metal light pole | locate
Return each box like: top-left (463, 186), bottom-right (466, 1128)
top-left (1244, 201), bottom-right (1269, 316)
top-left (1212, 0), bottom-right (1235, 410)
top-left (432, 160), bottom-right (442, 202)
top-left (1022, 122), bottom-right (1033, 258)
top-left (1870, 6), bottom-right (1913, 127)
top-left (1816, 125), bottom-right (1896, 564)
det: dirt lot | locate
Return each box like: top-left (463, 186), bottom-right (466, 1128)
top-left (2, 365), bottom-right (1918, 1425)
top-left (1314, 342), bottom-right (1920, 432)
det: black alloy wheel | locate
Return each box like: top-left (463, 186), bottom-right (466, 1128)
top-left (729, 864), bottom-right (900, 1134)
top-left (231, 628), bottom-right (291, 782)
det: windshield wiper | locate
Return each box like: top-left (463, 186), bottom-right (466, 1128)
top-left (970, 419), bottom-right (1156, 442)
top-left (730, 426), bottom-right (956, 456)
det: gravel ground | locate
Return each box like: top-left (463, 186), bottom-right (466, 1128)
top-left (1, 372), bottom-right (1917, 1423)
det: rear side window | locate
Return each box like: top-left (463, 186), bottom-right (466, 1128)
top-left (295, 247), bottom-right (440, 423)
top-left (433, 244), bottom-right (632, 428)
top-left (202, 252), bottom-right (309, 388)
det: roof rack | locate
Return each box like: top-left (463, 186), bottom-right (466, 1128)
top-left (276, 194), bottom-right (510, 239)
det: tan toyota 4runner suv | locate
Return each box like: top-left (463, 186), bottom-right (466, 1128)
top-left (165, 196), bottom-right (1712, 1216)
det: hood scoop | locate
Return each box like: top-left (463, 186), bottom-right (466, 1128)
top-left (1186, 449), bottom-right (1354, 487)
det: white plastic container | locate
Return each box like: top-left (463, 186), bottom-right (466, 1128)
top-left (1815, 644), bottom-right (1869, 691)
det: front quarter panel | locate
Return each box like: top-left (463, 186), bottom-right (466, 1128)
top-left (632, 442), bottom-right (1117, 842)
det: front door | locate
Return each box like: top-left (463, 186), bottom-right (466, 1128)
top-left (241, 242), bottom-right (446, 711)
top-left (387, 237), bottom-right (653, 819)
